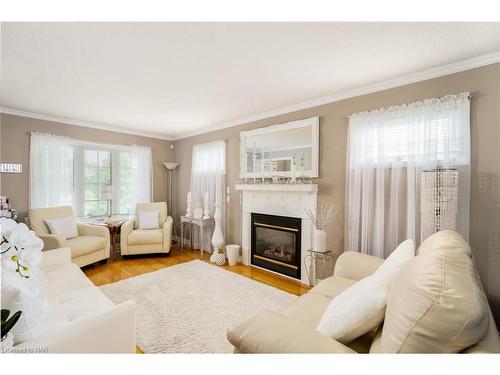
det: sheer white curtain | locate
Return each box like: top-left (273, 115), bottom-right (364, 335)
top-left (29, 133), bottom-right (74, 209)
top-left (129, 145), bottom-right (153, 213)
top-left (190, 140), bottom-right (226, 252)
top-left (345, 93), bottom-right (471, 258)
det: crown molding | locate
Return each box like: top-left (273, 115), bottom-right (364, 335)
top-left (172, 51), bottom-right (500, 140)
top-left (0, 107), bottom-right (173, 141)
top-left (1, 52), bottom-right (499, 141)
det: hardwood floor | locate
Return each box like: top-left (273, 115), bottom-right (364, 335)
top-left (83, 245), bottom-right (311, 296)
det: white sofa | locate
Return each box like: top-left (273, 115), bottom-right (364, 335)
top-left (14, 247), bottom-right (136, 353)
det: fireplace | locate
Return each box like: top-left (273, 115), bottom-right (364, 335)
top-left (251, 213), bottom-right (301, 279)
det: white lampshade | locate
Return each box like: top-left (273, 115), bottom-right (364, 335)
top-left (101, 184), bottom-right (113, 200)
top-left (163, 162), bottom-right (179, 170)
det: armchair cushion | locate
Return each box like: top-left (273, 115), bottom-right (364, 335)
top-left (66, 236), bottom-right (108, 258)
top-left (45, 216), bottom-right (78, 239)
top-left (127, 229), bottom-right (163, 245)
top-left (134, 202), bottom-right (167, 229)
top-left (28, 206), bottom-right (76, 235)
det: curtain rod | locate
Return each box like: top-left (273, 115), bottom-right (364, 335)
top-left (348, 92), bottom-right (471, 119)
top-left (29, 131), bottom-right (148, 151)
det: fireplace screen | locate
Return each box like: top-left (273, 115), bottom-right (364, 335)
top-left (251, 213), bottom-right (301, 279)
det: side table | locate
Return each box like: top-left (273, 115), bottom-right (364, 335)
top-left (304, 249), bottom-right (334, 286)
top-left (180, 215), bottom-right (214, 258)
top-left (89, 220), bottom-right (126, 261)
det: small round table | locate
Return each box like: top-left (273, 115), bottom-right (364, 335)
top-left (304, 249), bottom-right (334, 286)
top-left (90, 220), bottom-right (126, 260)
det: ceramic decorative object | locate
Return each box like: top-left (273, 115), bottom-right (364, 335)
top-left (210, 195), bottom-right (224, 262)
top-left (305, 202), bottom-right (337, 252)
top-left (212, 247), bottom-right (225, 266)
top-left (203, 192), bottom-right (210, 219)
top-left (186, 191), bottom-right (193, 217)
top-left (226, 244), bottom-right (240, 266)
top-left (193, 207), bottom-right (203, 219)
top-left (312, 229), bottom-right (327, 253)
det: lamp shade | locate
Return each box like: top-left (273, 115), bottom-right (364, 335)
top-left (163, 162), bottom-right (179, 170)
top-left (101, 184), bottom-right (113, 200)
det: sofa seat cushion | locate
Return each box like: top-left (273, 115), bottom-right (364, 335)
top-left (309, 276), bottom-right (356, 299)
top-left (282, 293), bottom-right (332, 328)
top-left (127, 229), bottom-right (163, 245)
top-left (66, 236), bottom-right (107, 258)
top-left (46, 287), bottom-right (115, 338)
top-left (49, 287), bottom-right (114, 323)
top-left (43, 263), bottom-right (95, 298)
top-left (380, 230), bottom-right (488, 353)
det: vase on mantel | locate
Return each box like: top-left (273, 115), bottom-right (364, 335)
top-left (210, 201), bottom-right (224, 263)
top-left (312, 228), bottom-right (327, 253)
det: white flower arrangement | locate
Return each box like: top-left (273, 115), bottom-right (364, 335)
top-left (1, 218), bottom-right (43, 278)
top-left (305, 202), bottom-right (338, 231)
top-left (1, 218), bottom-right (49, 345)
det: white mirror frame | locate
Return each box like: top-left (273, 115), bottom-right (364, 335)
top-left (239, 116), bottom-right (319, 178)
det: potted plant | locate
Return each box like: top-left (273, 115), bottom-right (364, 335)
top-left (1, 309), bottom-right (22, 351)
top-left (305, 202), bottom-right (337, 253)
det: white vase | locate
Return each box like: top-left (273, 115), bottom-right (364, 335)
top-left (226, 244), bottom-right (240, 266)
top-left (1, 332), bottom-right (14, 352)
top-left (212, 250), bottom-right (225, 266)
top-left (312, 228), bottom-right (327, 253)
top-left (210, 201), bottom-right (224, 262)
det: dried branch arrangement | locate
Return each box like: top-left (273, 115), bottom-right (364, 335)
top-left (305, 202), bottom-right (338, 231)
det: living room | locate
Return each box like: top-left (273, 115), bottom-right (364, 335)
top-left (1, 1), bottom-right (500, 373)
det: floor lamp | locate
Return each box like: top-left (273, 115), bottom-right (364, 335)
top-left (163, 162), bottom-right (179, 247)
top-left (163, 162), bottom-right (179, 216)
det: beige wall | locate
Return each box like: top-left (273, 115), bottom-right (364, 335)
top-left (0, 114), bottom-right (174, 220)
top-left (173, 63), bottom-right (500, 322)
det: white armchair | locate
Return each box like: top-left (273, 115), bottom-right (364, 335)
top-left (28, 206), bottom-right (110, 267)
top-left (120, 202), bottom-right (173, 256)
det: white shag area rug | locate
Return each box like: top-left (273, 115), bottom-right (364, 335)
top-left (100, 260), bottom-right (298, 353)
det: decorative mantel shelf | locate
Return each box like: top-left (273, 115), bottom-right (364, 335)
top-left (235, 184), bottom-right (318, 193)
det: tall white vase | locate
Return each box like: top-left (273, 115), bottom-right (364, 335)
top-left (312, 228), bottom-right (327, 253)
top-left (210, 201), bottom-right (224, 262)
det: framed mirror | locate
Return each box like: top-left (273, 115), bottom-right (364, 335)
top-left (240, 117), bottom-right (319, 178)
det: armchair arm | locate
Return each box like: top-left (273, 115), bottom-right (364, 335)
top-left (40, 247), bottom-right (72, 269)
top-left (77, 223), bottom-right (109, 239)
top-left (14, 301), bottom-right (136, 353)
top-left (38, 234), bottom-right (66, 251)
top-left (162, 216), bottom-right (173, 253)
top-left (227, 310), bottom-right (356, 353)
top-left (120, 219), bottom-right (135, 255)
top-left (334, 251), bottom-right (384, 281)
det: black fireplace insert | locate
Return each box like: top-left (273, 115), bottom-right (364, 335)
top-left (251, 212), bottom-right (301, 279)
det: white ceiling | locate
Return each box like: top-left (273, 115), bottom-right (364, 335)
top-left (1, 22), bottom-right (499, 140)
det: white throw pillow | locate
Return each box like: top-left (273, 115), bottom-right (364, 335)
top-left (45, 216), bottom-right (78, 239)
top-left (316, 239), bottom-right (415, 343)
top-left (138, 210), bottom-right (160, 230)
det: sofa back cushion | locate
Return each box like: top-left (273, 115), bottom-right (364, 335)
top-left (134, 202), bottom-right (167, 229)
top-left (378, 230), bottom-right (488, 353)
top-left (28, 206), bottom-right (76, 235)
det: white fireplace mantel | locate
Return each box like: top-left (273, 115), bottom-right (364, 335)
top-left (235, 183), bottom-right (318, 193)
top-left (236, 183), bottom-right (318, 285)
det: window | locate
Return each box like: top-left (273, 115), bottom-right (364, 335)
top-left (348, 96), bottom-right (470, 169)
top-left (83, 149), bottom-right (111, 217)
top-left (74, 147), bottom-right (133, 218)
top-left (30, 133), bottom-right (152, 216)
